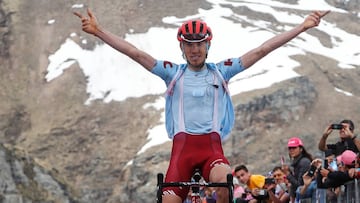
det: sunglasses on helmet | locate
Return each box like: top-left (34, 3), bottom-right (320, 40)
top-left (181, 33), bottom-right (210, 43)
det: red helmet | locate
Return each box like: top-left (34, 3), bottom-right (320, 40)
top-left (177, 20), bottom-right (213, 42)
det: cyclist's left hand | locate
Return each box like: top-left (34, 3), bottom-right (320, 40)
top-left (303, 10), bottom-right (330, 30)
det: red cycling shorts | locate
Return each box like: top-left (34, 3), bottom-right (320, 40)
top-left (162, 131), bottom-right (230, 200)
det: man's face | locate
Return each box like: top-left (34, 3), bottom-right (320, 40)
top-left (339, 122), bottom-right (352, 139)
top-left (272, 169), bottom-right (286, 184)
top-left (181, 41), bottom-right (208, 69)
top-left (325, 154), bottom-right (335, 164)
top-left (234, 169), bottom-right (250, 185)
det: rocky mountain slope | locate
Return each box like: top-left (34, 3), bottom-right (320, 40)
top-left (0, 0), bottom-right (359, 202)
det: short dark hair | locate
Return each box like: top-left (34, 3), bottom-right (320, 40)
top-left (272, 166), bottom-right (283, 173)
top-left (341, 119), bottom-right (354, 131)
top-left (234, 165), bottom-right (248, 173)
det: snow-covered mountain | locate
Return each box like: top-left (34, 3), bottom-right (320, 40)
top-left (47, 0), bottom-right (360, 155)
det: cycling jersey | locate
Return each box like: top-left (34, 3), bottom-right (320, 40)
top-left (151, 58), bottom-right (245, 200)
top-left (151, 58), bottom-right (245, 140)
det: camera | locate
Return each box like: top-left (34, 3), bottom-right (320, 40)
top-left (307, 165), bottom-right (317, 177)
top-left (259, 189), bottom-right (267, 196)
top-left (265, 177), bottom-right (275, 185)
top-left (331, 124), bottom-right (343, 130)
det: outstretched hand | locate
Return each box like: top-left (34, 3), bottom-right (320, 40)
top-left (73, 8), bottom-right (99, 35)
top-left (303, 10), bottom-right (330, 30)
top-left (302, 172), bottom-right (313, 186)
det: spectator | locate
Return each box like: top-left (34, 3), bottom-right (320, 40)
top-left (338, 150), bottom-right (357, 169)
top-left (233, 177), bottom-right (244, 199)
top-left (233, 177), bottom-right (252, 203)
top-left (234, 164), bottom-right (266, 203)
top-left (323, 149), bottom-right (337, 172)
top-left (318, 119), bottom-right (360, 156)
top-left (266, 166), bottom-right (290, 203)
top-left (296, 160), bottom-right (319, 203)
top-left (322, 149), bottom-right (339, 203)
top-left (348, 153), bottom-right (360, 179)
top-left (282, 137), bottom-right (313, 203)
top-left (317, 150), bottom-right (356, 188)
top-left (202, 187), bottom-right (216, 203)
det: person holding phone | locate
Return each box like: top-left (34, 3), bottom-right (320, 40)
top-left (282, 137), bottom-right (313, 202)
top-left (296, 159), bottom-right (322, 203)
top-left (318, 119), bottom-right (360, 156)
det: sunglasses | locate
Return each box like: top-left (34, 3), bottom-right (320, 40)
top-left (181, 33), bottom-right (209, 43)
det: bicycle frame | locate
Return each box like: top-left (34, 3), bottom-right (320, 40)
top-left (156, 171), bottom-right (234, 203)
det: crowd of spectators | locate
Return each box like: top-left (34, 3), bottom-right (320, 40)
top-left (182, 119), bottom-right (360, 203)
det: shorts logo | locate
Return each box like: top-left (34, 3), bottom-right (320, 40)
top-left (210, 158), bottom-right (225, 167)
top-left (163, 190), bottom-right (176, 195)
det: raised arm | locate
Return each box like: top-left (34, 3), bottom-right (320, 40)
top-left (318, 124), bottom-right (333, 151)
top-left (240, 10), bottom-right (330, 69)
top-left (73, 8), bottom-right (156, 71)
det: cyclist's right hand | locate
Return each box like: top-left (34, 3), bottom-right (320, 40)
top-left (74, 8), bottom-right (99, 35)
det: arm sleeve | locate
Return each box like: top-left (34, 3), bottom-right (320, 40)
top-left (151, 60), bottom-right (179, 85)
top-left (319, 171), bottom-right (352, 188)
top-left (216, 57), bottom-right (245, 81)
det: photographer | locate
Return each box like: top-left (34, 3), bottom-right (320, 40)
top-left (265, 166), bottom-right (290, 203)
top-left (318, 119), bottom-right (360, 156)
top-left (320, 150), bottom-right (340, 203)
top-left (316, 150), bottom-right (356, 189)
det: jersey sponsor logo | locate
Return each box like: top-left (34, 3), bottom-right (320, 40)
top-left (224, 59), bottom-right (233, 66)
top-left (163, 61), bottom-right (173, 69)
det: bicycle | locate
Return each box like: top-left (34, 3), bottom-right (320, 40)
top-left (156, 169), bottom-right (234, 203)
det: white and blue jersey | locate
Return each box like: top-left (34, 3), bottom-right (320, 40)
top-left (151, 58), bottom-right (245, 140)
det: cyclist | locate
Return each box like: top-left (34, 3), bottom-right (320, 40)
top-left (74, 9), bottom-right (329, 203)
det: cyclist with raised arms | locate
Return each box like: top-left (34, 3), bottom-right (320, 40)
top-left (74, 9), bottom-right (329, 203)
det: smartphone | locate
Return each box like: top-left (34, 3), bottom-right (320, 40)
top-left (329, 160), bottom-right (338, 171)
top-left (331, 124), bottom-right (343, 130)
top-left (323, 159), bottom-right (328, 169)
top-left (307, 165), bottom-right (317, 177)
